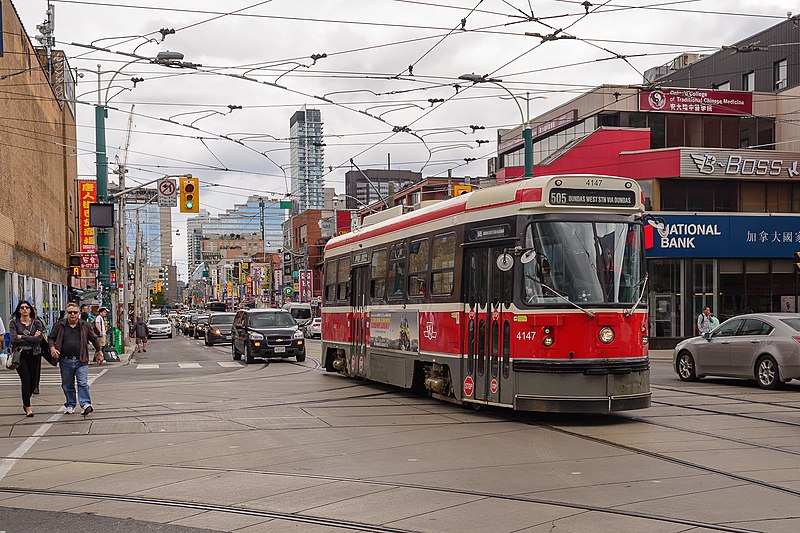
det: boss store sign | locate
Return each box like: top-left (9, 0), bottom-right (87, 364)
top-left (681, 148), bottom-right (800, 179)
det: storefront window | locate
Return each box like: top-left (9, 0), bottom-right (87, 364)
top-left (719, 260), bottom-right (744, 321)
top-left (693, 260), bottom-right (716, 332)
top-left (648, 259), bottom-right (682, 338)
top-left (772, 260), bottom-right (797, 313)
top-left (685, 115), bottom-right (702, 146)
top-left (702, 115), bottom-right (721, 147)
top-left (746, 260), bottom-right (770, 312)
top-left (721, 117), bottom-right (739, 148)
top-left (666, 115), bottom-right (684, 147)
top-left (649, 115), bottom-right (666, 149)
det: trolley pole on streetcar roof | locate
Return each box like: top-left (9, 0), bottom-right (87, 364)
top-left (459, 74), bottom-right (545, 178)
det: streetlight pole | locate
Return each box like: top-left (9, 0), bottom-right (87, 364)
top-left (459, 73), bottom-right (542, 178)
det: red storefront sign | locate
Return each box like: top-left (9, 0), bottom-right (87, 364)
top-left (80, 254), bottom-right (99, 269)
top-left (78, 180), bottom-right (97, 253)
top-left (639, 88), bottom-right (752, 115)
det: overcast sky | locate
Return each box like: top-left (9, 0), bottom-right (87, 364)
top-left (13, 0), bottom-right (790, 278)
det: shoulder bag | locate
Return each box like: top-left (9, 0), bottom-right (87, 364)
top-left (6, 347), bottom-right (21, 370)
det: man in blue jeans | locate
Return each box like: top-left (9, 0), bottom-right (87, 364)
top-left (48, 302), bottom-right (103, 415)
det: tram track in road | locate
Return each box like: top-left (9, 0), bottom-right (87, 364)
top-left (518, 413), bottom-right (800, 501)
top-left (0, 471), bottom-right (762, 533)
top-left (652, 384), bottom-right (800, 411)
top-left (0, 487), bottom-right (413, 533)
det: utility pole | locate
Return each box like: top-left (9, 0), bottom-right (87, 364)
top-left (96, 87), bottom-right (111, 311)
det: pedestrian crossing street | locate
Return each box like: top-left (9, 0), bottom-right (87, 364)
top-left (0, 361), bottom-right (244, 386)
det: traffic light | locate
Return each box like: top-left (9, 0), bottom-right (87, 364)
top-left (180, 177), bottom-right (199, 213)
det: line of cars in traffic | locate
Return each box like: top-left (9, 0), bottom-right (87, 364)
top-left (173, 308), bottom-right (321, 364)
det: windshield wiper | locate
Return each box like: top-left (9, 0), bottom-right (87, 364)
top-left (625, 274), bottom-right (649, 317)
top-left (539, 282), bottom-right (596, 318)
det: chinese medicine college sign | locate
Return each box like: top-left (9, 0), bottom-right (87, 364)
top-left (78, 180), bottom-right (97, 254)
top-left (639, 88), bottom-right (752, 115)
top-left (645, 214), bottom-right (800, 258)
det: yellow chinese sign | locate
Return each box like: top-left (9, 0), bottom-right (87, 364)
top-left (79, 180), bottom-right (97, 253)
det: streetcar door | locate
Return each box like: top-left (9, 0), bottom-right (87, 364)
top-left (350, 266), bottom-right (370, 376)
top-left (463, 246), bottom-right (511, 404)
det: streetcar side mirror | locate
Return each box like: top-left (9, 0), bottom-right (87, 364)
top-left (520, 250), bottom-right (536, 264)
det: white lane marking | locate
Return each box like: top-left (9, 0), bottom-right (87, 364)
top-left (0, 368), bottom-right (107, 482)
top-left (178, 363), bottom-right (201, 369)
top-left (217, 361), bottom-right (243, 368)
top-left (136, 364), bottom-right (160, 369)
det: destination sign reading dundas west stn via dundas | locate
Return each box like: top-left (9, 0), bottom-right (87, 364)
top-left (549, 188), bottom-right (636, 207)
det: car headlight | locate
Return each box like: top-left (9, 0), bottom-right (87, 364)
top-left (249, 332), bottom-right (264, 340)
top-left (293, 329), bottom-right (304, 339)
top-left (598, 326), bottom-right (615, 344)
top-left (214, 329), bottom-right (221, 335)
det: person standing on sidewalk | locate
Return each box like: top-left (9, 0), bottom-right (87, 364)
top-left (49, 302), bottom-right (103, 415)
top-left (94, 307), bottom-right (108, 363)
top-left (697, 306), bottom-right (720, 340)
top-left (9, 300), bottom-right (44, 417)
top-left (134, 317), bottom-right (148, 352)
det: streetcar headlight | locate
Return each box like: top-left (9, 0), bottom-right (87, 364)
top-left (598, 326), bottom-right (615, 344)
top-left (543, 336), bottom-right (554, 347)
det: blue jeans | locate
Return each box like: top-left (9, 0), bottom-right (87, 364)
top-left (60, 358), bottom-right (91, 408)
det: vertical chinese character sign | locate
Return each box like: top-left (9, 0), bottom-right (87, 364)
top-left (79, 180), bottom-right (97, 254)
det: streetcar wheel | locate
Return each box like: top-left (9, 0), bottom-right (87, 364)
top-left (232, 343), bottom-right (241, 361)
top-left (676, 352), bottom-right (698, 382)
top-left (756, 356), bottom-right (781, 390)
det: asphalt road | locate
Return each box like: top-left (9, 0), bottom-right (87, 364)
top-left (1, 332), bottom-right (799, 532)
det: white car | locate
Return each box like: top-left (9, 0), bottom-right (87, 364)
top-left (304, 318), bottom-right (322, 339)
top-left (147, 316), bottom-right (173, 338)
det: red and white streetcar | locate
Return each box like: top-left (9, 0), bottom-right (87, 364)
top-left (321, 174), bottom-right (650, 412)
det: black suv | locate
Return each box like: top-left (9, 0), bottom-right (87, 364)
top-left (231, 309), bottom-right (306, 364)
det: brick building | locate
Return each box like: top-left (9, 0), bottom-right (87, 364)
top-left (0, 0), bottom-right (78, 324)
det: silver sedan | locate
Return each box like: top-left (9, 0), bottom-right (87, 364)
top-left (673, 313), bottom-right (800, 389)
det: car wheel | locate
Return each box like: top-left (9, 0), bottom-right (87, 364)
top-left (208, 339), bottom-right (214, 347)
top-left (756, 355), bottom-right (782, 390)
top-left (168, 333), bottom-right (173, 338)
top-left (204, 335), bottom-right (209, 346)
top-left (232, 342), bottom-right (241, 361)
top-left (296, 350), bottom-right (306, 363)
top-left (676, 351), bottom-right (698, 382)
top-left (244, 344), bottom-right (255, 365)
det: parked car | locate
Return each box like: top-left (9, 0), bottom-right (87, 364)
top-left (205, 312), bottom-right (236, 346)
top-left (304, 317), bottom-right (322, 338)
top-left (193, 314), bottom-right (210, 339)
top-left (231, 309), bottom-right (306, 364)
top-left (673, 313), bottom-right (800, 389)
top-left (147, 316), bottom-right (172, 338)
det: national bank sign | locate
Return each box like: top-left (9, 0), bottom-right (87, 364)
top-left (645, 214), bottom-right (800, 258)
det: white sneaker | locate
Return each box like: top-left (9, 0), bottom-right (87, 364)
top-left (64, 406), bottom-right (75, 414)
top-left (81, 404), bottom-right (93, 416)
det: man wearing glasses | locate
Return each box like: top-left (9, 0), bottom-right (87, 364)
top-left (48, 302), bottom-right (103, 415)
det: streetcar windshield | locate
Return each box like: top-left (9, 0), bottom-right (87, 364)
top-left (522, 221), bottom-right (644, 305)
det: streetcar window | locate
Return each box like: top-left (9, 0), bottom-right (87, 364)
top-left (468, 318), bottom-right (475, 374)
top-left (431, 233), bottom-right (456, 296)
top-left (521, 221), bottom-right (645, 306)
top-left (467, 251), bottom-right (478, 308)
top-left (491, 320), bottom-right (499, 378)
top-left (502, 320), bottom-right (510, 379)
top-left (477, 319), bottom-right (486, 376)
top-left (388, 242), bottom-right (406, 299)
top-left (407, 238), bottom-right (429, 298)
top-left (325, 260), bottom-right (337, 302)
top-left (371, 248), bottom-right (387, 301)
top-left (337, 257), bottom-right (351, 301)
top-left (492, 250), bottom-right (513, 306)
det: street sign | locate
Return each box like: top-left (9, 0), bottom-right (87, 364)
top-left (283, 286), bottom-right (293, 296)
top-left (157, 178), bottom-right (178, 207)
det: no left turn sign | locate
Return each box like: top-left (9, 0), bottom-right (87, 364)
top-left (158, 178), bottom-right (177, 207)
